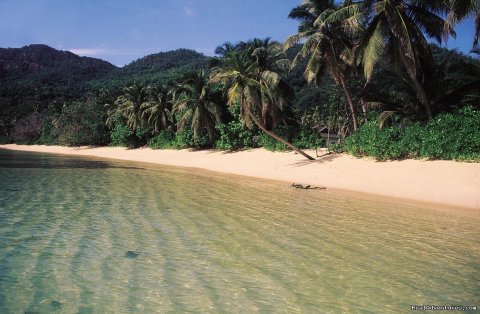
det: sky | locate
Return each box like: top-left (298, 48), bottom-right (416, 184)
top-left (0, 0), bottom-right (477, 66)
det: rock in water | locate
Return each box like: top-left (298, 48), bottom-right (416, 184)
top-left (125, 251), bottom-right (140, 258)
top-left (50, 300), bottom-right (62, 310)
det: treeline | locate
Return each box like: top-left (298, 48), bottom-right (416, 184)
top-left (2, 0), bottom-right (480, 161)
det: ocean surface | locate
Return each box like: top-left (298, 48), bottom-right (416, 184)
top-left (0, 149), bottom-right (478, 313)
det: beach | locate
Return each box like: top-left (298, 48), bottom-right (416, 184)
top-left (1, 144), bottom-right (479, 209)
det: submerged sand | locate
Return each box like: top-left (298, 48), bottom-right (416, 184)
top-left (1, 144), bottom-right (479, 209)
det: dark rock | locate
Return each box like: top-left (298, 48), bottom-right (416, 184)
top-left (125, 251), bottom-right (140, 258)
top-left (50, 300), bottom-right (62, 310)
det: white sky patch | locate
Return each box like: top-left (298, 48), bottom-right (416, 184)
top-left (68, 48), bottom-right (109, 56)
top-left (68, 48), bottom-right (142, 56)
top-left (195, 47), bottom-right (215, 56)
top-left (184, 6), bottom-right (196, 17)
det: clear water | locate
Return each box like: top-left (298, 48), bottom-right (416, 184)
top-left (0, 150), bottom-right (478, 313)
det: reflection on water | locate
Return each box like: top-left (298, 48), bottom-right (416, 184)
top-left (0, 149), bottom-right (144, 170)
top-left (0, 149), bottom-right (479, 313)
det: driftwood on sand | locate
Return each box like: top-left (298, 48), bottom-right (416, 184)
top-left (291, 183), bottom-right (326, 190)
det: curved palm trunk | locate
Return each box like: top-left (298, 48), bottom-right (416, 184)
top-left (339, 76), bottom-right (358, 131)
top-left (245, 107), bottom-right (315, 161)
top-left (399, 51), bottom-right (433, 119)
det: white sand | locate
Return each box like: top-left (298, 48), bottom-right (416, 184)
top-left (1, 144), bottom-right (479, 209)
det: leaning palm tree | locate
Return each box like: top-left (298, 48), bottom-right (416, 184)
top-left (355, 0), bottom-right (452, 118)
top-left (114, 82), bottom-right (150, 131)
top-left (286, 1), bottom-right (360, 130)
top-left (172, 70), bottom-right (223, 144)
top-left (211, 50), bottom-right (316, 160)
top-left (141, 85), bottom-right (173, 133)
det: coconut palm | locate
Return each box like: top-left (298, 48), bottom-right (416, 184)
top-left (444, 0), bottom-right (480, 51)
top-left (211, 50), bottom-right (316, 160)
top-left (355, 0), bottom-right (451, 118)
top-left (172, 70), bottom-right (223, 144)
top-left (141, 85), bottom-right (173, 133)
top-left (288, 0), bottom-right (336, 33)
top-left (286, 1), bottom-right (360, 130)
top-left (114, 82), bottom-right (150, 131)
top-left (214, 42), bottom-right (238, 57)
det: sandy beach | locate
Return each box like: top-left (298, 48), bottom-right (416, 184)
top-left (1, 144), bottom-right (479, 209)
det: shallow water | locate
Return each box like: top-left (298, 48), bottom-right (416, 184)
top-left (0, 149), bottom-right (478, 313)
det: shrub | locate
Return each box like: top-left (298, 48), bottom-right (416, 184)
top-left (215, 120), bottom-right (257, 150)
top-left (53, 100), bottom-right (110, 146)
top-left (345, 107), bottom-right (480, 161)
top-left (148, 130), bottom-right (176, 149)
top-left (35, 116), bottom-right (58, 145)
top-left (174, 129), bottom-right (209, 149)
top-left (258, 126), bottom-right (291, 151)
top-left (9, 112), bottom-right (43, 143)
top-left (0, 135), bottom-right (9, 144)
top-left (292, 127), bottom-right (325, 149)
top-left (110, 119), bottom-right (135, 147)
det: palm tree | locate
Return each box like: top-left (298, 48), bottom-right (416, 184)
top-left (286, 1), bottom-right (360, 130)
top-left (114, 82), bottom-right (150, 131)
top-left (172, 70), bottom-right (223, 144)
top-left (215, 42), bottom-right (238, 57)
top-left (444, 0), bottom-right (480, 52)
top-left (355, 0), bottom-right (451, 119)
top-left (288, 0), bottom-right (335, 33)
top-left (141, 85), bottom-right (173, 133)
top-left (211, 50), bottom-right (316, 160)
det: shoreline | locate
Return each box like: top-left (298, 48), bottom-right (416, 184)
top-left (1, 144), bottom-right (479, 209)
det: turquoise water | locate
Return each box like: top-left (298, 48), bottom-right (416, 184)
top-left (0, 149), bottom-right (478, 313)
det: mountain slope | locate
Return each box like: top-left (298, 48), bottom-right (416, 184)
top-left (0, 44), bottom-right (116, 120)
top-left (91, 48), bottom-right (212, 89)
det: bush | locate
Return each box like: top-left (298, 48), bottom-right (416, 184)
top-left (174, 129), bottom-right (209, 149)
top-left (0, 135), bottom-right (10, 144)
top-left (35, 116), bottom-right (58, 145)
top-left (258, 126), bottom-right (291, 151)
top-left (215, 120), bottom-right (257, 150)
top-left (292, 127), bottom-right (325, 149)
top-left (258, 125), bottom-right (324, 152)
top-left (9, 112), bottom-right (43, 143)
top-left (148, 129), bottom-right (210, 150)
top-left (148, 130), bottom-right (176, 149)
top-left (53, 100), bottom-right (110, 146)
top-left (345, 107), bottom-right (480, 161)
top-left (110, 121), bottom-right (135, 147)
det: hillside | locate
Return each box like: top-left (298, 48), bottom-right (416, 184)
top-left (91, 49), bottom-right (212, 90)
top-left (0, 45), bottom-right (212, 134)
top-left (0, 44), bottom-right (115, 119)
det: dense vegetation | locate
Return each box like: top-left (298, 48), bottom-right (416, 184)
top-left (1, 0), bottom-right (479, 161)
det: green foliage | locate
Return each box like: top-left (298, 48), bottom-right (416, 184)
top-left (9, 112), bottom-right (43, 143)
top-left (147, 130), bottom-right (177, 149)
top-left (109, 115), bottom-right (135, 147)
top-left (258, 126), bottom-right (291, 151)
top-left (419, 107), bottom-right (480, 160)
top-left (345, 108), bottom-right (480, 161)
top-left (148, 129), bottom-right (210, 149)
top-left (53, 100), bottom-right (110, 146)
top-left (35, 115), bottom-right (57, 145)
top-left (292, 127), bottom-right (324, 149)
top-left (215, 121), bottom-right (257, 150)
top-left (258, 125), bottom-right (324, 151)
top-left (0, 135), bottom-right (10, 144)
top-left (174, 129), bottom-right (209, 149)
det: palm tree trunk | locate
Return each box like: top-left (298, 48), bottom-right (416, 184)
top-left (245, 107), bottom-right (315, 161)
top-left (339, 76), bottom-right (358, 131)
top-left (399, 51), bottom-right (433, 119)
